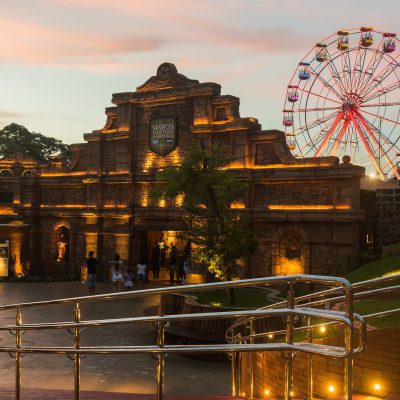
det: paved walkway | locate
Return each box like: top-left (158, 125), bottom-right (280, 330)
top-left (0, 279), bottom-right (230, 397)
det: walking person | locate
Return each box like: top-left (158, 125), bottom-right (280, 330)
top-left (85, 251), bottom-right (98, 296)
top-left (110, 253), bottom-right (124, 292)
top-left (136, 260), bottom-right (147, 290)
top-left (151, 242), bottom-right (160, 279)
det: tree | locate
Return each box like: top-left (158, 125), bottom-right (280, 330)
top-left (0, 123), bottom-right (71, 163)
top-left (154, 143), bottom-right (253, 303)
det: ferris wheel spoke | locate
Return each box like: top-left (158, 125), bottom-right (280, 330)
top-left (338, 45), bottom-right (351, 93)
top-left (359, 109), bottom-right (400, 126)
top-left (361, 80), bottom-right (400, 103)
top-left (297, 86), bottom-right (343, 105)
top-left (353, 35), bottom-right (386, 94)
top-left (359, 100), bottom-right (400, 108)
top-left (292, 106), bottom-right (341, 113)
top-left (348, 112), bottom-right (385, 179)
top-left (314, 111), bottom-right (344, 156)
top-left (355, 110), bottom-right (400, 148)
top-left (324, 49), bottom-right (348, 94)
top-left (355, 111), bottom-right (400, 179)
top-left (292, 110), bottom-right (340, 135)
top-left (360, 55), bottom-right (400, 97)
top-left (307, 68), bottom-right (344, 100)
top-left (330, 118), bottom-right (350, 156)
top-left (361, 66), bottom-right (400, 101)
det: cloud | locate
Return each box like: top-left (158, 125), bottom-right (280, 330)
top-left (0, 18), bottom-right (162, 67)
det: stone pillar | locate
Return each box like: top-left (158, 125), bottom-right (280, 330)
top-left (114, 234), bottom-right (129, 263)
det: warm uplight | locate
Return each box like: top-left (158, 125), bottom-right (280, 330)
top-left (265, 389), bottom-right (270, 396)
top-left (369, 172), bottom-right (376, 178)
top-left (320, 326), bottom-right (326, 333)
top-left (159, 198), bottom-right (166, 208)
top-left (289, 391), bottom-right (294, 397)
top-left (267, 205), bottom-right (348, 211)
top-left (268, 334), bottom-right (273, 339)
top-left (211, 301), bottom-right (222, 307)
top-left (328, 385), bottom-right (335, 393)
top-left (374, 383), bottom-right (381, 391)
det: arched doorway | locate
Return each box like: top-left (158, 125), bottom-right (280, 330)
top-left (271, 227), bottom-right (310, 275)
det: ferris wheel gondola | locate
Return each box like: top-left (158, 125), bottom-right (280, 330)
top-left (283, 27), bottom-right (400, 180)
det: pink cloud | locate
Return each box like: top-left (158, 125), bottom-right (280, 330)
top-left (0, 18), bottom-right (162, 66)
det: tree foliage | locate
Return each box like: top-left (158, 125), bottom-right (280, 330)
top-left (0, 123), bottom-right (71, 163)
top-left (154, 143), bottom-right (253, 283)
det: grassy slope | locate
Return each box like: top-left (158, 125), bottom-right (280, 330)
top-left (345, 250), bottom-right (400, 328)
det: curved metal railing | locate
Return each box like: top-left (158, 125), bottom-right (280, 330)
top-left (0, 274), bottom-right (369, 400)
top-left (225, 273), bottom-right (400, 399)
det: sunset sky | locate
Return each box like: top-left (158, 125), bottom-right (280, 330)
top-left (0, 0), bottom-right (398, 144)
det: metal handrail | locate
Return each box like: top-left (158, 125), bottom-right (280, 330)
top-left (0, 274), bottom-right (357, 400)
top-left (226, 273), bottom-right (399, 400)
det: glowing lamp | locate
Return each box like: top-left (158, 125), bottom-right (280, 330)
top-left (328, 385), bottom-right (335, 393)
top-left (320, 326), bottom-right (326, 333)
top-left (374, 383), bottom-right (381, 391)
top-left (265, 389), bottom-right (270, 396)
top-left (268, 334), bottom-right (273, 339)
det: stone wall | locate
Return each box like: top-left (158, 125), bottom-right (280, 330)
top-left (240, 327), bottom-right (400, 399)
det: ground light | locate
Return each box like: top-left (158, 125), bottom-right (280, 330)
top-left (268, 334), bottom-right (273, 339)
top-left (265, 388), bottom-right (270, 396)
top-left (328, 385), bottom-right (335, 393)
top-left (374, 383), bottom-right (381, 391)
top-left (320, 325), bottom-right (326, 333)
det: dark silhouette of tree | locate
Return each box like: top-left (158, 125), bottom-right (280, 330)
top-left (0, 123), bottom-right (71, 162)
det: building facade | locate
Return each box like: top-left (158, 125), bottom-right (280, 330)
top-left (0, 63), bottom-right (365, 279)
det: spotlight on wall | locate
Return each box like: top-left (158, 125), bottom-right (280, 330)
top-left (265, 388), bottom-right (270, 396)
top-left (268, 334), bottom-right (273, 339)
top-left (328, 385), bottom-right (335, 393)
top-left (374, 383), bottom-right (381, 391)
top-left (320, 325), bottom-right (326, 333)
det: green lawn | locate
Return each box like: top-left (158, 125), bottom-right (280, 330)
top-left (191, 288), bottom-right (272, 308)
top-left (344, 249), bottom-right (400, 328)
top-left (345, 254), bottom-right (400, 283)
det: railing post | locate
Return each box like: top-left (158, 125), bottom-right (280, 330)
top-left (15, 307), bottom-right (22, 400)
top-left (307, 314), bottom-right (313, 399)
top-left (231, 351), bottom-right (237, 397)
top-left (285, 283), bottom-right (295, 400)
top-left (344, 286), bottom-right (354, 400)
top-left (249, 320), bottom-right (255, 399)
top-left (73, 302), bottom-right (81, 400)
top-left (237, 340), bottom-right (243, 397)
top-left (157, 295), bottom-right (165, 400)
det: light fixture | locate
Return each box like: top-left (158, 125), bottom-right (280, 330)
top-left (320, 326), bottom-right (326, 333)
top-left (268, 334), bottom-right (273, 339)
top-left (328, 385), bottom-right (335, 393)
top-left (374, 383), bottom-right (381, 391)
top-left (265, 389), bottom-right (270, 396)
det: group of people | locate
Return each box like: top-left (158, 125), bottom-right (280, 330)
top-left (83, 252), bottom-right (147, 295)
top-left (151, 241), bottom-right (191, 284)
top-left (83, 241), bottom-right (192, 295)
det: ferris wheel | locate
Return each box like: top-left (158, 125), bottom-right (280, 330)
top-left (283, 27), bottom-right (400, 180)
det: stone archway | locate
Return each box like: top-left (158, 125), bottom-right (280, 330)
top-left (271, 226), bottom-right (310, 276)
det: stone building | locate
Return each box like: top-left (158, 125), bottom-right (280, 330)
top-left (0, 63), bottom-right (365, 279)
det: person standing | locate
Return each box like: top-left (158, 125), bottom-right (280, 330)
top-left (136, 260), bottom-right (147, 290)
top-left (151, 242), bottom-right (160, 279)
top-left (110, 253), bottom-right (124, 292)
top-left (124, 268), bottom-right (134, 291)
top-left (85, 251), bottom-right (98, 296)
top-left (169, 243), bottom-right (178, 284)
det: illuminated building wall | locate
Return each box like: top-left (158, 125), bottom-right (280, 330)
top-left (0, 63), bottom-right (366, 278)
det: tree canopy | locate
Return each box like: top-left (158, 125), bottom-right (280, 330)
top-left (0, 123), bottom-right (71, 163)
top-left (154, 142), bottom-right (253, 283)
